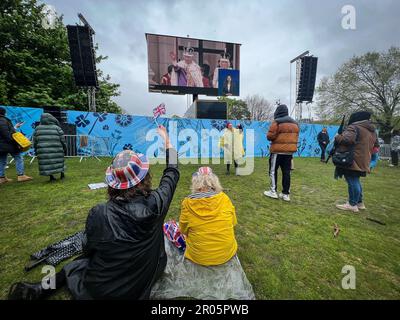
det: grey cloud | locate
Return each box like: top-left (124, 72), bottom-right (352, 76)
top-left (45, 0), bottom-right (400, 116)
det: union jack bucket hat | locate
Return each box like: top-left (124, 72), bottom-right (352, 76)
top-left (192, 166), bottom-right (213, 177)
top-left (105, 150), bottom-right (149, 190)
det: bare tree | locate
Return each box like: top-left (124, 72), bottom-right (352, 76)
top-left (316, 47), bottom-right (400, 142)
top-left (245, 94), bottom-right (274, 121)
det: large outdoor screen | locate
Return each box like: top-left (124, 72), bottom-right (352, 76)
top-left (146, 33), bottom-right (241, 96)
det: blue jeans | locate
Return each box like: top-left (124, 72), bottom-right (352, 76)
top-left (0, 153), bottom-right (25, 177)
top-left (344, 175), bottom-right (363, 206)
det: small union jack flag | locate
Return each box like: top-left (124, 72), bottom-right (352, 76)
top-left (153, 103), bottom-right (166, 119)
top-left (163, 220), bottom-right (186, 252)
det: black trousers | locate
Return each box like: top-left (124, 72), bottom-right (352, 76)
top-left (391, 150), bottom-right (399, 166)
top-left (319, 143), bottom-right (327, 161)
top-left (269, 154), bottom-right (292, 194)
top-left (227, 161), bottom-right (238, 172)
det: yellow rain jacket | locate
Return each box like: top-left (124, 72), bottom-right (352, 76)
top-left (179, 192), bottom-right (238, 266)
top-left (219, 128), bottom-right (245, 162)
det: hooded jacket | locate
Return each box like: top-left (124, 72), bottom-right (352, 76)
top-left (335, 120), bottom-right (379, 173)
top-left (33, 113), bottom-right (66, 175)
top-left (179, 192), bottom-right (237, 266)
top-left (0, 114), bottom-right (19, 155)
top-left (267, 105), bottom-right (299, 154)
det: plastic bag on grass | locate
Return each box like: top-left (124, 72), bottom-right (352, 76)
top-left (150, 237), bottom-right (255, 300)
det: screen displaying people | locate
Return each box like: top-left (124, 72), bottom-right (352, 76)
top-left (218, 69), bottom-right (240, 96)
top-left (146, 33), bottom-right (240, 96)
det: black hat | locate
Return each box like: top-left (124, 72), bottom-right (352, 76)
top-left (348, 111), bottom-right (371, 125)
top-left (274, 104), bottom-right (288, 119)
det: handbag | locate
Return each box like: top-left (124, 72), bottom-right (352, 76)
top-left (12, 132), bottom-right (32, 152)
top-left (332, 127), bottom-right (360, 167)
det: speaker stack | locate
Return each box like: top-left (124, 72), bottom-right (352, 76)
top-left (296, 56), bottom-right (318, 103)
top-left (66, 25), bottom-right (98, 88)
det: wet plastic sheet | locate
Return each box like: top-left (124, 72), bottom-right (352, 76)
top-left (150, 237), bottom-right (255, 300)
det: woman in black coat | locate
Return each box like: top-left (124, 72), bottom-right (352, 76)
top-left (317, 127), bottom-right (330, 162)
top-left (8, 125), bottom-right (180, 300)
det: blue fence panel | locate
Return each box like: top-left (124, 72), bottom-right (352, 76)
top-left (1, 106), bottom-right (339, 158)
top-left (66, 110), bottom-right (339, 158)
top-left (1, 106), bottom-right (44, 155)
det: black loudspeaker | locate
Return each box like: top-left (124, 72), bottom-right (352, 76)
top-left (297, 56), bottom-right (318, 103)
top-left (66, 25), bottom-right (98, 87)
top-left (43, 106), bottom-right (67, 124)
top-left (60, 123), bottom-right (77, 135)
top-left (196, 101), bottom-right (227, 120)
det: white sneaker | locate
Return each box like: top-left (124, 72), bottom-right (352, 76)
top-left (264, 190), bottom-right (279, 199)
top-left (279, 193), bottom-right (290, 202)
top-left (357, 203), bottom-right (366, 210)
top-left (336, 202), bottom-right (359, 213)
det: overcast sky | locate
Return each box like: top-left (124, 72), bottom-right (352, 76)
top-left (45, 0), bottom-right (400, 118)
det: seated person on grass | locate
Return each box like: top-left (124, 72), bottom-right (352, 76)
top-left (8, 125), bottom-right (180, 300)
top-left (179, 166), bottom-right (238, 266)
top-left (150, 166), bottom-right (254, 300)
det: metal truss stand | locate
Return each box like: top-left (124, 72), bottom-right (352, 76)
top-left (88, 86), bottom-right (96, 112)
top-left (289, 50), bottom-right (309, 121)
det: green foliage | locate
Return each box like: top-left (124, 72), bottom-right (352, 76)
top-left (316, 47), bottom-right (400, 142)
top-left (218, 96), bottom-right (250, 120)
top-left (0, 0), bottom-right (121, 112)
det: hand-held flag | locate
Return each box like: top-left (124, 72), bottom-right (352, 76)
top-left (153, 103), bottom-right (166, 126)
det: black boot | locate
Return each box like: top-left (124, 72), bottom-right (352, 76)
top-left (60, 172), bottom-right (65, 180)
top-left (49, 175), bottom-right (56, 182)
top-left (8, 282), bottom-right (45, 300)
top-left (226, 164), bottom-right (230, 175)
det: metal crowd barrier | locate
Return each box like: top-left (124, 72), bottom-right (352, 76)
top-left (64, 135), bottom-right (111, 162)
top-left (378, 144), bottom-right (391, 160)
top-left (7, 135), bottom-right (110, 165)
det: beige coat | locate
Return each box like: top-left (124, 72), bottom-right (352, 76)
top-left (220, 128), bottom-right (245, 163)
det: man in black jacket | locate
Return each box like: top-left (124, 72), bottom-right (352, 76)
top-left (9, 125), bottom-right (180, 300)
top-left (0, 107), bottom-right (32, 184)
top-left (317, 127), bottom-right (330, 162)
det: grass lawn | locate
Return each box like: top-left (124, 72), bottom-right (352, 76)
top-left (0, 157), bottom-right (399, 300)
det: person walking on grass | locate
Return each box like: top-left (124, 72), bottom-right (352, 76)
top-left (334, 111), bottom-right (379, 213)
top-left (317, 127), bottom-right (330, 162)
top-left (0, 107), bottom-right (32, 184)
top-left (8, 125), bottom-right (180, 300)
top-left (33, 113), bottom-right (67, 181)
top-left (264, 104), bottom-right (299, 202)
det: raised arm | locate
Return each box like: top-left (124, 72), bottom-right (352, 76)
top-left (148, 125), bottom-right (180, 217)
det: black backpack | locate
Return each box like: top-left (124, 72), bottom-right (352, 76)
top-left (332, 127), bottom-right (360, 167)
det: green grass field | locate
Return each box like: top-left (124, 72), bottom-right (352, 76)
top-left (0, 157), bottom-right (399, 300)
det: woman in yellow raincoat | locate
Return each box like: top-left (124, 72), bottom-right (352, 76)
top-left (179, 166), bottom-right (237, 266)
top-left (150, 167), bottom-right (255, 300)
top-left (220, 122), bottom-right (245, 174)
